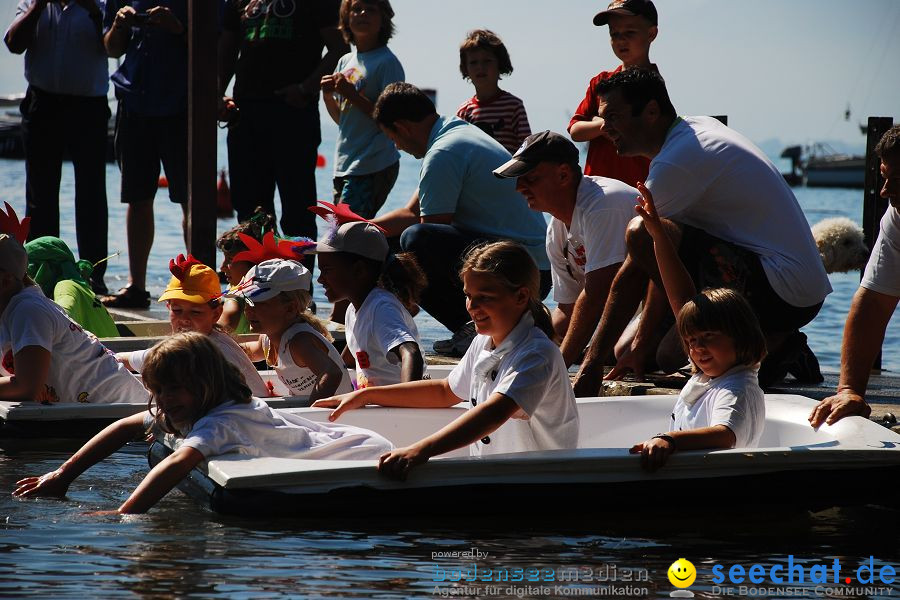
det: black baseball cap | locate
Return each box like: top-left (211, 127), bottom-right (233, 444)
top-left (493, 131), bottom-right (580, 179)
top-left (593, 0), bottom-right (658, 26)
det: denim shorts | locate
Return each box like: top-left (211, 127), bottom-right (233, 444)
top-left (332, 161), bottom-right (400, 220)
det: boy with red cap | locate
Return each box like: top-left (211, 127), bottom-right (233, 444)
top-left (568, 0), bottom-right (659, 186)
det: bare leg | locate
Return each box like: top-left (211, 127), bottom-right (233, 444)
top-left (125, 199), bottom-right (154, 291)
top-left (181, 203), bottom-right (189, 249)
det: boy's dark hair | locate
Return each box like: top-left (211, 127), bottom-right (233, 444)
top-left (458, 29), bottom-right (513, 79)
top-left (595, 68), bottom-right (676, 119)
top-left (338, 0), bottom-right (395, 46)
top-left (676, 288), bottom-right (767, 372)
top-left (373, 82), bottom-right (437, 130)
top-left (216, 208), bottom-right (276, 255)
top-left (875, 125), bottom-right (900, 161)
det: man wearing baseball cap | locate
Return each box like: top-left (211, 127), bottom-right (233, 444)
top-left (495, 131), bottom-right (637, 366)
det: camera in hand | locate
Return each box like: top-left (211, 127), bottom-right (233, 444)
top-left (133, 12), bottom-right (150, 25)
top-left (218, 99), bottom-right (241, 129)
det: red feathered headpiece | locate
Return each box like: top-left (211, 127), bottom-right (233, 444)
top-left (231, 231), bottom-right (316, 265)
top-left (168, 253), bottom-right (203, 281)
top-left (308, 200), bottom-right (386, 233)
top-left (0, 202), bottom-right (30, 243)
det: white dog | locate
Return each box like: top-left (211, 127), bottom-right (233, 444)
top-left (811, 217), bottom-right (869, 274)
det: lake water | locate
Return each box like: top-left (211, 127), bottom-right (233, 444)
top-left (1, 124), bottom-right (899, 598)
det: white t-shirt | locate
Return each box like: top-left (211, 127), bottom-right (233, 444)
top-left (670, 365), bottom-right (765, 448)
top-left (144, 397), bottom-right (393, 459)
top-left (0, 286), bottom-right (147, 404)
top-left (647, 116), bottom-right (831, 308)
top-left (547, 175), bottom-right (637, 304)
top-left (263, 322), bottom-right (353, 396)
top-left (447, 313), bottom-right (580, 456)
top-left (345, 287), bottom-right (424, 388)
top-left (861, 206), bottom-right (900, 297)
top-left (129, 330), bottom-right (270, 398)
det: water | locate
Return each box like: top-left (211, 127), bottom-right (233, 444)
top-left (2, 125), bottom-right (900, 598)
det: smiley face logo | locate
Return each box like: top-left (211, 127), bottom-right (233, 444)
top-left (668, 558), bottom-right (696, 588)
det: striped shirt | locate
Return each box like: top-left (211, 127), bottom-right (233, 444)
top-left (456, 90), bottom-right (531, 154)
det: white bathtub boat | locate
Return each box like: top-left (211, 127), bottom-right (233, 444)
top-left (0, 366), bottom-right (456, 441)
top-left (149, 394), bottom-right (900, 516)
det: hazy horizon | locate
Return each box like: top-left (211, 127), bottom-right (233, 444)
top-left (0, 0), bottom-right (896, 153)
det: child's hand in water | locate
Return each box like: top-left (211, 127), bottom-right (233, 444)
top-left (378, 445), bottom-right (428, 481)
top-left (634, 182), bottom-right (666, 240)
top-left (312, 390), bottom-right (367, 421)
top-left (630, 435), bottom-right (675, 471)
top-left (13, 469), bottom-right (71, 498)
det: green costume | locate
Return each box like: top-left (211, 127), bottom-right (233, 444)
top-left (24, 237), bottom-right (119, 338)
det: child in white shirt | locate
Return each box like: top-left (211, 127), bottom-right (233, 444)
top-left (116, 254), bottom-right (270, 398)
top-left (315, 241), bottom-right (579, 478)
top-left (232, 259), bottom-right (353, 401)
top-left (14, 332), bottom-right (392, 513)
top-left (316, 220), bottom-right (426, 388)
top-left (629, 183), bottom-right (766, 470)
top-left (0, 233), bottom-right (147, 405)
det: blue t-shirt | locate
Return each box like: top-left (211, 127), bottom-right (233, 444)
top-left (333, 45), bottom-right (403, 177)
top-left (106, 0), bottom-right (191, 116)
top-left (419, 116), bottom-right (550, 269)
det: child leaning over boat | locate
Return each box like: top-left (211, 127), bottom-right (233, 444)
top-left (316, 219), bottom-right (426, 387)
top-left (629, 183), bottom-right (766, 471)
top-left (115, 254), bottom-right (271, 398)
top-left (231, 259), bottom-right (353, 401)
top-left (0, 233), bottom-right (147, 405)
top-left (14, 333), bottom-right (392, 514)
top-left (314, 241), bottom-right (579, 480)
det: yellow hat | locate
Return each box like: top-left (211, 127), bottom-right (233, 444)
top-left (158, 254), bottom-right (222, 304)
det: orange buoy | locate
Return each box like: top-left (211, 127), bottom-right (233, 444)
top-left (216, 169), bottom-right (233, 218)
top-left (316, 154), bottom-right (326, 168)
top-left (158, 175), bottom-right (169, 188)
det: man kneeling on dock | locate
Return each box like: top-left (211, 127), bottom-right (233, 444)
top-left (810, 125), bottom-right (900, 427)
top-left (572, 68), bottom-right (831, 394)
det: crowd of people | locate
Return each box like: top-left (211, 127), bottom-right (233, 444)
top-left (2, 0), bottom-right (898, 513)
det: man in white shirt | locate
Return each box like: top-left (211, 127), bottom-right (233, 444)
top-left (4, 0), bottom-right (112, 294)
top-left (494, 130), bottom-right (637, 366)
top-left (810, 125), bottom-right (900, 427)
top-left (572, 68), bottom-right (831, 394)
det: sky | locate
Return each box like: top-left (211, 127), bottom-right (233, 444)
top-left (0, 0), bottom-right (897, 152)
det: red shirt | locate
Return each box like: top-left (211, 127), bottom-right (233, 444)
top-left (568, 64), bottom-right (653, 186)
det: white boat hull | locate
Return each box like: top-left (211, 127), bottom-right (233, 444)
top-left (149, 395), bottom-right (900, 515)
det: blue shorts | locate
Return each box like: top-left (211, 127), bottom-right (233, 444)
top-left (114, 101), bottom-right (187, 204)
top-left (332, 161), bottom-right (399, 220)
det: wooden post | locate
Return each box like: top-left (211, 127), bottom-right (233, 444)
top-left (861, 116), bottom-right (894, 370)
top-left (186, 0), bottom-right (217, 269)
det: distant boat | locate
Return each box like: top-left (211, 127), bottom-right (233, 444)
top-left (0, 93), bottom-right (116, 162)
top-left (781, 143), bottom-right (865, 188)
